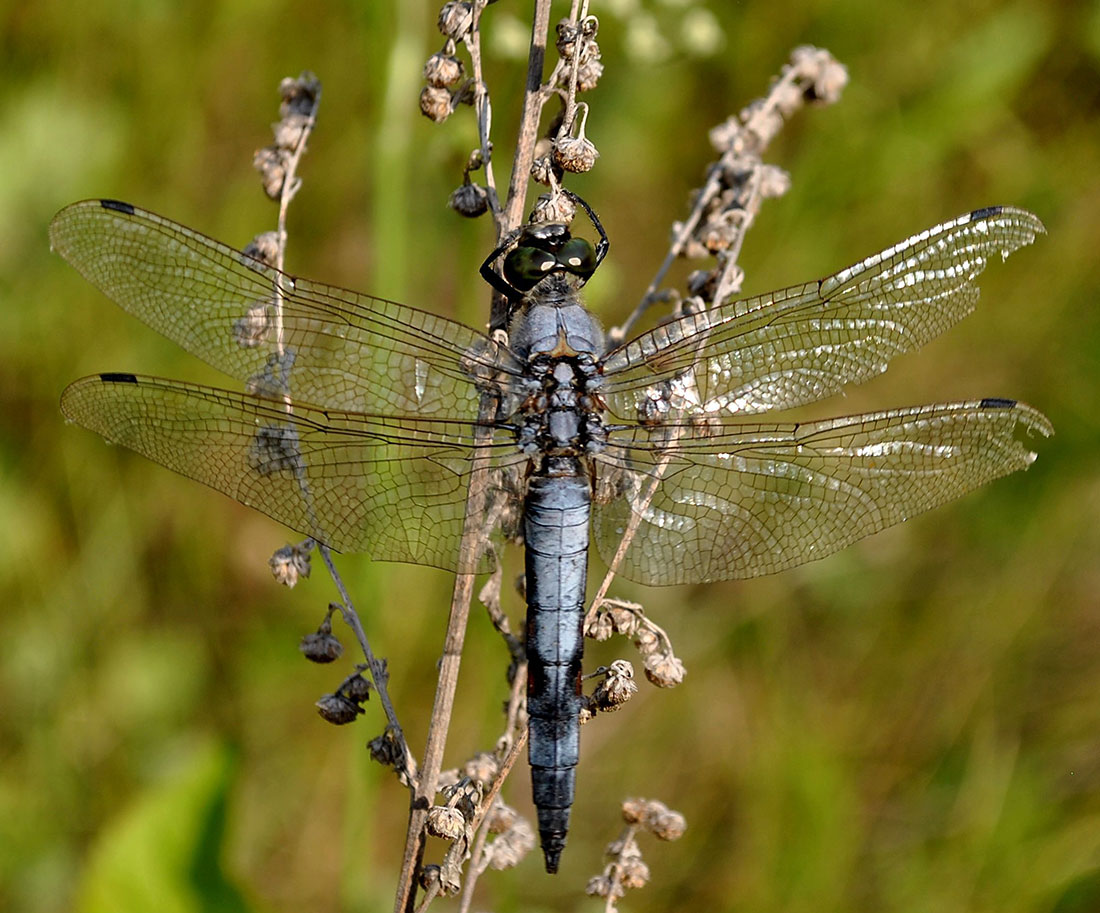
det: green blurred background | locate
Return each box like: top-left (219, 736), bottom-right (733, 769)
top-left (2, 0), bottom-right (1099, 910)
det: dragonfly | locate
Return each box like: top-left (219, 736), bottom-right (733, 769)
top-left (52, 196), bottom-right (1051, 873)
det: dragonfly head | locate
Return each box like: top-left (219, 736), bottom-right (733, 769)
top-left (502, 222), bottom-right (599, 293)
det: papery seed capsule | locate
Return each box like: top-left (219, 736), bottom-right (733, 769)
top-left (424, 52), bottom-right (464, 87)
top-left (438, 1), bottom-right (473, 41)
top-left (552, 135), bottom-right (598, 173)
top-left (449, 182), bottom-right (489, 217)
top-left (419, 85), bottom-right (453, 122)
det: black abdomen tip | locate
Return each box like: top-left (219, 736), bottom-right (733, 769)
top-left (542, 838), bottom-right (565, 874)
top-left (100, 199), bottom-right (135, 215)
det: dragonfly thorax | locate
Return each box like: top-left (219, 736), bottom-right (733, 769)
top-left (515, 355), bottom-right (606, 461)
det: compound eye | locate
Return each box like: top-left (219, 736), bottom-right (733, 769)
top-left (503, 245), bottom-right (557, 292)
top-left (559, 237), bottom-right (597, 278)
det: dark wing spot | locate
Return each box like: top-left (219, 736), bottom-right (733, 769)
top-left (99, 372), bottom-right (139, 384)
top-left (969, 206), bottom-right (1002, 221)
top-left (979, 397), bottom-right (1017, 409)
top-left (100, 199), bottom-right (135, 215)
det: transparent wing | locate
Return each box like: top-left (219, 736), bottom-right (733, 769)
top-left (592, 399), bottom-right (1053, 586)
top-left (49, 200), bottom-right (523, 419)
top-left (601, 208), bottom-right (1044, 420)
top-left (61, 373), bottom-right (525, 573)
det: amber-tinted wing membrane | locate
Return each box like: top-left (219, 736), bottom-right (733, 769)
top-left (61, 373), bottom-right (521, 573)
top-left (593, 399), bottom-right (1052, 586)
top-left (601, 207), bottom-right (1044, 420)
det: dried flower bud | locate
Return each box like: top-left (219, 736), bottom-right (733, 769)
top-left (607, 604), bottom-right (639, 636)
top-left (448, 182), bottom-right (489, 217)
top-left (316, 692), bottom-right (362, 725)
top-left (253, 146), bottom-right (286, 199)
top-left (368, 730), bottom-right (404, 769)
top-left (273, 113), bottom-right (309, 150)
top-left (758, 163), bottom-right (792, 199)
top-left (426, 805), bottom-right (466, 840)
top-left (621, 797), bottom-right (648, 824)
top-left (463, 751), bottom-right (499, 784)
top-left (438, 1), bottom-right (473, 41)
top-left (576, 57), bottom-right (604, 92)
top-left (233, 300), bottom-right (273, 347)
top-left (269, 543), bottom-right (311, 587)
top-left (791, 45), bottom-right (848, 103)
top-left (585, 610), bottom-right (614, 641)
top-left (419, 865), bottom-right (441, 890)
top-left (530, 155), bottom-right (557, 186)
top-left (279, 72), bottom-right (320, 118)
top-left (620, 857), bottom-right (651, 889)
top-left (243, 232), bottom-right (280, 266)
top-left (485, 816), bottom-right (534, 869)
top-left (647, 808), bottom-right (687, 841)
top-left (424, 51), bottom-right (464, 87)
top-left (300, 627), bottom-right (343, 663)
top-left (632, 627), bottom-right (659, 655)
top-left (530, 192), bottom-right (576, 225)
top-left (585, 875), bottom-right (624, 900)
top-left (552, 135), bottom-right (599, 174)
top-left (772, 81), bottom-right (805, 118)
top-left (594, 659), bottom-right (638, 710)
top-left (341, 672), bottom-right (372, 703)
top-left (419, 85), bottom-right (453, 123)
top-left (644, 652), bottom-right (686, 688)
top-left (486, 801), bottom-right (517, 834)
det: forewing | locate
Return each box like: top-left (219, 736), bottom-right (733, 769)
top-left (61, 373), bottom-right (523, 573)
top-left (592, 400), bottom-right (1052, 586)
top-left (601, 208), bottom-right (1044, 420)
top-left (49, 200), bottom-right (522, 418)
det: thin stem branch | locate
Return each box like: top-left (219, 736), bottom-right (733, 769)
top-left (394, 398), bottom-right (498, 913)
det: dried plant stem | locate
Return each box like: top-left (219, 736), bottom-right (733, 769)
top-left (395, 407), bottom-right (498, 913)
top-left (501, 0), bottom-right (552, 232)
top-left (262, 77), bottom-right (415, 779)
top-left (467, 1), bottom-right (501, 213)
top-left (610, 46), bottom-right (846, 343)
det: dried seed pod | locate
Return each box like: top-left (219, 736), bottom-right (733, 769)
top-left (463, 751), bottom-right (499, 784)
top-left (438, 1), bottom-right (473, 41)
top-left (424, 51), bottom-right (464, 87)
top-left (253, 146), bottom-right (286, 199)
top-left (621, 797), bottom-right (648, 824)
top-left (646, 807), bottom-right (687, 841)
top-left (619, 857), bottom-right (651, 889)
top-left (419, 85), bottom-right (453, 123)
top-left (243, 232), bottom-right (280, 266)
top-left (268, 542), bottom-right (310, 586)
top-left (585, 610), bottom-right (614, 641)
top-left (644, 652), bottom-right (686, 688)
top-left (576, 57), bottom-right (604, 92)
top-left (530, 191), bottom-right (576, 225)
top-left (279, 72), bottom-right (320, 118)
top-left (448, 182), bottom-right (489, 217)
top-left (530, 155), bottom-right (557, 186)
top-left (300, 627), bottom-right (343, 663)
top-left (552, 134), bottom-right (599, 173)
top-left (341, 672), bottom-right (372, 703)
top-left (316, 692), bottom-right (362, 725)
top-left (273, 113), bottom-right (309, 150)
top-left (426, 805), bottom-right (466, 840)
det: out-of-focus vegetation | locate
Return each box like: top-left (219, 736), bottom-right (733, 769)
top-left (2, 1), bottom-right (1098, 911)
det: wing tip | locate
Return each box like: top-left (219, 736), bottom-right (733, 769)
top-left (968, 204), bottom-right (1047, 240)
